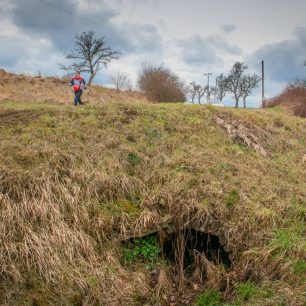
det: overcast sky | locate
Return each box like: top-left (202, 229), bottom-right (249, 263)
top-left (1, 0), bottom-right (306, 107)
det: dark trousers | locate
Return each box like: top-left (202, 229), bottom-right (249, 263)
top-left (74, 90), bottom-right (83, 106)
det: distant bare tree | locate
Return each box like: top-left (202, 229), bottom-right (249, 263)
top-left (189, 82), bottom-right (206, 104)
top-left (109, 70), bottom-right (132, 91)
top-left (61, 31), bottom-right (119, 86)
top-left (214, 74), bottom-right (228, 102)
top-left (239, 74), bottom-right (261, 108)
top-left (227, 62), bottom-right (248, 108)
top-left (196, 84), bottom-right (206, 104)
top-left (188, 82), bottom-right (198, 103)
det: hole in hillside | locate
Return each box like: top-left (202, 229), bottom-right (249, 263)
top-left (162, 229), bottom-right (231, 274)
top-left (121, 229), bottom-right (231, 276)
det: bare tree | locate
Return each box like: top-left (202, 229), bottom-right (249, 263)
top-left (214, 73), bottom-right (228, 102)
top-left (227, 62), bottom-right (248, 108)
top-left (188, 82), bottom-right (198, 103)
top-left (196, 84), bottom-right (206, 104)
top-left (109, 70), bottom-right (132, 91)
top-left (61, 31), bottom-right (119, 86)
top-left (188, 82), bottom-right (206, 104)
top-left (239, 74), bottom-right (261, 108)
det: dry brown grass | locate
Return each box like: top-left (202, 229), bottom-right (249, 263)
top-left (0, 99), bottom-right (305, 305)
top-left (0, 69), bottom-right (147, 106)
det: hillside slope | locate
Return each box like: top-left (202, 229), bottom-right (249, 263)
top-left (0, 69), bottom-right (147, 105)
top-left (0, 100), bottom-right (305, 305)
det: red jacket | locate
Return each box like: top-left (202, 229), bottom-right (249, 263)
top-left (70, 77), bottom-right (86, 92)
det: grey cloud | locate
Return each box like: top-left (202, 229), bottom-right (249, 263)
top-left (10, 0), bottom-right (162, 57)
top-left (177, 34), bottom-right (242, 66)
top-left (220, 24), bottom-right (236, 34)
top-left (247, 27), bottom-right (306, 83)
top-left (118, 23), bottom-right (163, 54)
top-left (206, 35), bottom-right (242, 55)
top-left (11, 0), bottom-right (118, 51)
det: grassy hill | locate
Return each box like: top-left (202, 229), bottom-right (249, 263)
top-left (0, 98), bottom-right (305, 305)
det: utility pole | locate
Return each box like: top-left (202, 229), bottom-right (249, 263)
top-left (204, 72), bottom-right (213, 103)
top-left (261, 60), bottom-right (265, 107)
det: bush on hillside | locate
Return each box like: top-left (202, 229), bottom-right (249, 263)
top-left (265, 79), bottom-right (306, 118)
top-left (138, 63), bottom-right (186, 103)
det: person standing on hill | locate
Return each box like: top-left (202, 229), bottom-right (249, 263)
top-left (69, 72), bottom-right (86, 106)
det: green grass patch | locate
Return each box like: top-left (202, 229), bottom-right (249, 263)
top-left (294, 260), bottom-right (306, 276)
top-left (123, 235), bottom-right (161, 267)
top-left (127, 152), bottom-right (142, 166)
top-left (195, 291), bottom-right (222, 306)
top-left (225, 189), bottom-right (239, 207)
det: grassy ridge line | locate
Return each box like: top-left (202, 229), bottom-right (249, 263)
top-left (0, 68), bottom-right (147, 105)
top-left (0, 101), bottom-right (305, 305)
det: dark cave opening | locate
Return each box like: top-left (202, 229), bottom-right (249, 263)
top-left (162, 229), bottom-right (231, 272)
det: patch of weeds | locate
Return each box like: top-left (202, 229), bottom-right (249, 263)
top-left (100, 199), bottom-right (140, 217)
top-left (226, 144), bottom-right (244, 155)
top-left (40, 114), bottom-right (56, 128)
top-left (116, 199), bottom-right (140, 215)
top-left (233, 283), bottom-right (273, 304)
top-left (274, 117), bottom-right (285, 128)
top-left (176, 163), bottom-right (190, 172)
top-left (195, 291), bottom-right (222, 306)
top-left (272, 228), bottom-right (305, 253)
top-left (294, 260), bottom-right (306, 276)
top-left (209, 162), bottom-right (238, 176)
top-left (88, 276), bottom-right (98, 288)
top-left (13, 126), bottom-right (23, 134)
top-left (225, 189), bottom-right (239, 207)
top-left (188, 178), bottom-right (199, 187)
top-left (34, 126), bottom-right (52, 137)
top-left (21, 133), bottom-right (32, 144)
top-left (145, 128), bottom-right (161, 138)
top-left (81, 115), bottom-right (98, 126)
top-left (236, 282), bottom-right (257, 301)
top-left (127, 152), bottom-right (142, 167)
top-left (123, 235), bottom-right (161, 268)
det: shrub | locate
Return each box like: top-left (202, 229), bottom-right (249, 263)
top-left (265, 80), bottom-right (306, 118)
top-left (138, 63), bottom-right (186, 103)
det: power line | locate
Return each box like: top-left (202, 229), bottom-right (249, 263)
top-left (36, 1), bottom-right (265, 72)
top-left (36, 0), bottom-right (172, 51)
top-left (37, 0), bottom-right (125, 36)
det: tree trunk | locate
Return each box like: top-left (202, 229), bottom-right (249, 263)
top-left (87, 70), bottom-right (97, 86)
top-left (235, 97), bottom-right (239, 108)
top-left (243, 97), bottom-right (246, 108)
